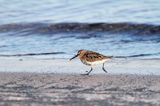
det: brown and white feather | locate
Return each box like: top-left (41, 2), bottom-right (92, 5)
top-left (78, 50), bottom-right (112, 66)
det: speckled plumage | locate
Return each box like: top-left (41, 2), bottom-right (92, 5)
top-left (70, 49), bottom-right (112, 75)
top-left (78, 50), bottom-right (111, 65)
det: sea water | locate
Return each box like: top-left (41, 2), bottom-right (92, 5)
top-left (0, 0), bottom-right (160, 59)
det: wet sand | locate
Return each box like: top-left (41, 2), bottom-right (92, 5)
top-left (0, 73), bottom-right (160, 106)
top-left (0, 57), bottom-right (160, 74)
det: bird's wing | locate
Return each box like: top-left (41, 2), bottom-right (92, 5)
top-left (82, 51), bottom-right (107, 62)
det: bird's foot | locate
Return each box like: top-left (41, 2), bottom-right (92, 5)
top-left (102, 68), bottom-right (108, 73)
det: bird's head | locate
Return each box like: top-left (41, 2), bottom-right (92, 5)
top-left (69, 49), bottom-right (87, 61)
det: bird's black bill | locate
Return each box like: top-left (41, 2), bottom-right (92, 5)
top-left (70, 54), bottom-right (79, 61)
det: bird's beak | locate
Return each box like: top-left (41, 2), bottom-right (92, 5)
top-left (70, 54), bottom-right (79, 61)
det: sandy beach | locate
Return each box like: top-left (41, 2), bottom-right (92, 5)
top-left (0, 57), bottom-right (160, 106)
top-left (0, 0), bottom-right (160, 105)
top-left (0, 73), bottom-right (160, 106)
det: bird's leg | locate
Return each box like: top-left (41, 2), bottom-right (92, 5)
top-left (102, 63), bottom-right (108, 73)
top-left (82, 67), bottom-right (93, 75)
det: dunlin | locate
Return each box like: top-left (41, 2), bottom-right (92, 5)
top-left (70, 50), bottom-right (112, 75)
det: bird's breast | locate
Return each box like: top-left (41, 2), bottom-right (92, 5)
top-left (81, 60), bottom-right (91, 66)
top-left (80, 59), bottom-right (108, 66)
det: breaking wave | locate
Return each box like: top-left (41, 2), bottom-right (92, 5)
top-left (0, 22), bottom-right (160, 35)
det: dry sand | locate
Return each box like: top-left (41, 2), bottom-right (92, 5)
top-left (0, 73), bottom-right (160, 106)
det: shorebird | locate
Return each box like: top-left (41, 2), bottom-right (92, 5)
top-left (70, 50), bottom-right (112, 75)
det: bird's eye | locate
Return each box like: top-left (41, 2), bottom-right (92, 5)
top-left (78, 51), bottom-right (81, 54)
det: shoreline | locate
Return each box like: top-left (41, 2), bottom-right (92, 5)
top-left (0, 57), bottom-right (160, 75)
top-left (0, 72), bottom-right (160, 106)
